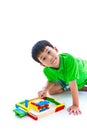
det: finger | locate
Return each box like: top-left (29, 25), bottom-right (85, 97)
top-left (67, 107), bottom-right (71, 112)
top-left (73, 110), bottom-right (77, 115)
top-left (71, 109), bottom-right (82, 115)
top-left (76, 110), bottom-right (82, 115)
top-left (69, 110), bottom-right (73, 115)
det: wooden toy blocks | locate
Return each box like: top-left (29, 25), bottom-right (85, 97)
top-left (13, 96), bottom-right (65, 120)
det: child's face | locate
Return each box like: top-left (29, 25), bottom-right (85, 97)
top-left (38, 46), bottom-right (59, 68)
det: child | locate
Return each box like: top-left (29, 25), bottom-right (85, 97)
top-left (31, 40), bottom-right (87, 115)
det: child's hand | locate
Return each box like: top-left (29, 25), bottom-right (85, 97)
top-left (38, 89), bottom-right (47, 98)
top-left (67, 105), bottom-right (82, 115)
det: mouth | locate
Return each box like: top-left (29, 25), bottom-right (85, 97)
top-left (51, 57), bottom-right (57, 65)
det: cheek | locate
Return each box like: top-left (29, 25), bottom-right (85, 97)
top-left (42, 60), bottom-right (48, 66)
top-left (45, 61), bottom-right (50, 66)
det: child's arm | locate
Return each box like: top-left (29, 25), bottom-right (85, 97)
top-left (38, 81), bottom-right (64, 98)
top-left (38, 81), bottom-right (54, 98)
top-left (67, 80), bottom-right (82, 115)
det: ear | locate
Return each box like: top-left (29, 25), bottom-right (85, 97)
top-left (54, 47), bottom-right (59, 53)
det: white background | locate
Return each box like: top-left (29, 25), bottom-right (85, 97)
top-left (0, 0), bottom-right (87, 129)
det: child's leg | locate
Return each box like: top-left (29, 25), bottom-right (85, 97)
top-left (48, 82), bottom-right (68, 95)
top-left (79, 85), bottom-right (87, 91)
top-left (48, 83), bottom-right (87, 95)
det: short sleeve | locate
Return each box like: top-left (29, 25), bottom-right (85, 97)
top-left (64, 54), bottom-right (79, 82)
top-left (43, 67), bottom-right (58, 82)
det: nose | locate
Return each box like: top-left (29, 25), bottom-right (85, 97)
top-left (47, 54), bottom-right (52, 62)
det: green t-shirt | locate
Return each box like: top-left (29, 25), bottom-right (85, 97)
top-left (43, 53), bottom-right (87, 90)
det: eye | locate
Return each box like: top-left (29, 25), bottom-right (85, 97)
top-left (48, 51), bottom-right (50, 54)
top-left (42, 57), bottom-right (46, 61)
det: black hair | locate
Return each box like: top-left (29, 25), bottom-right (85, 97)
top-left (31, 40), bottom-right (54, 63)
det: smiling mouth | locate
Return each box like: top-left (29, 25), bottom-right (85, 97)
top-left (51, 57), bottom-right (57, 64)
